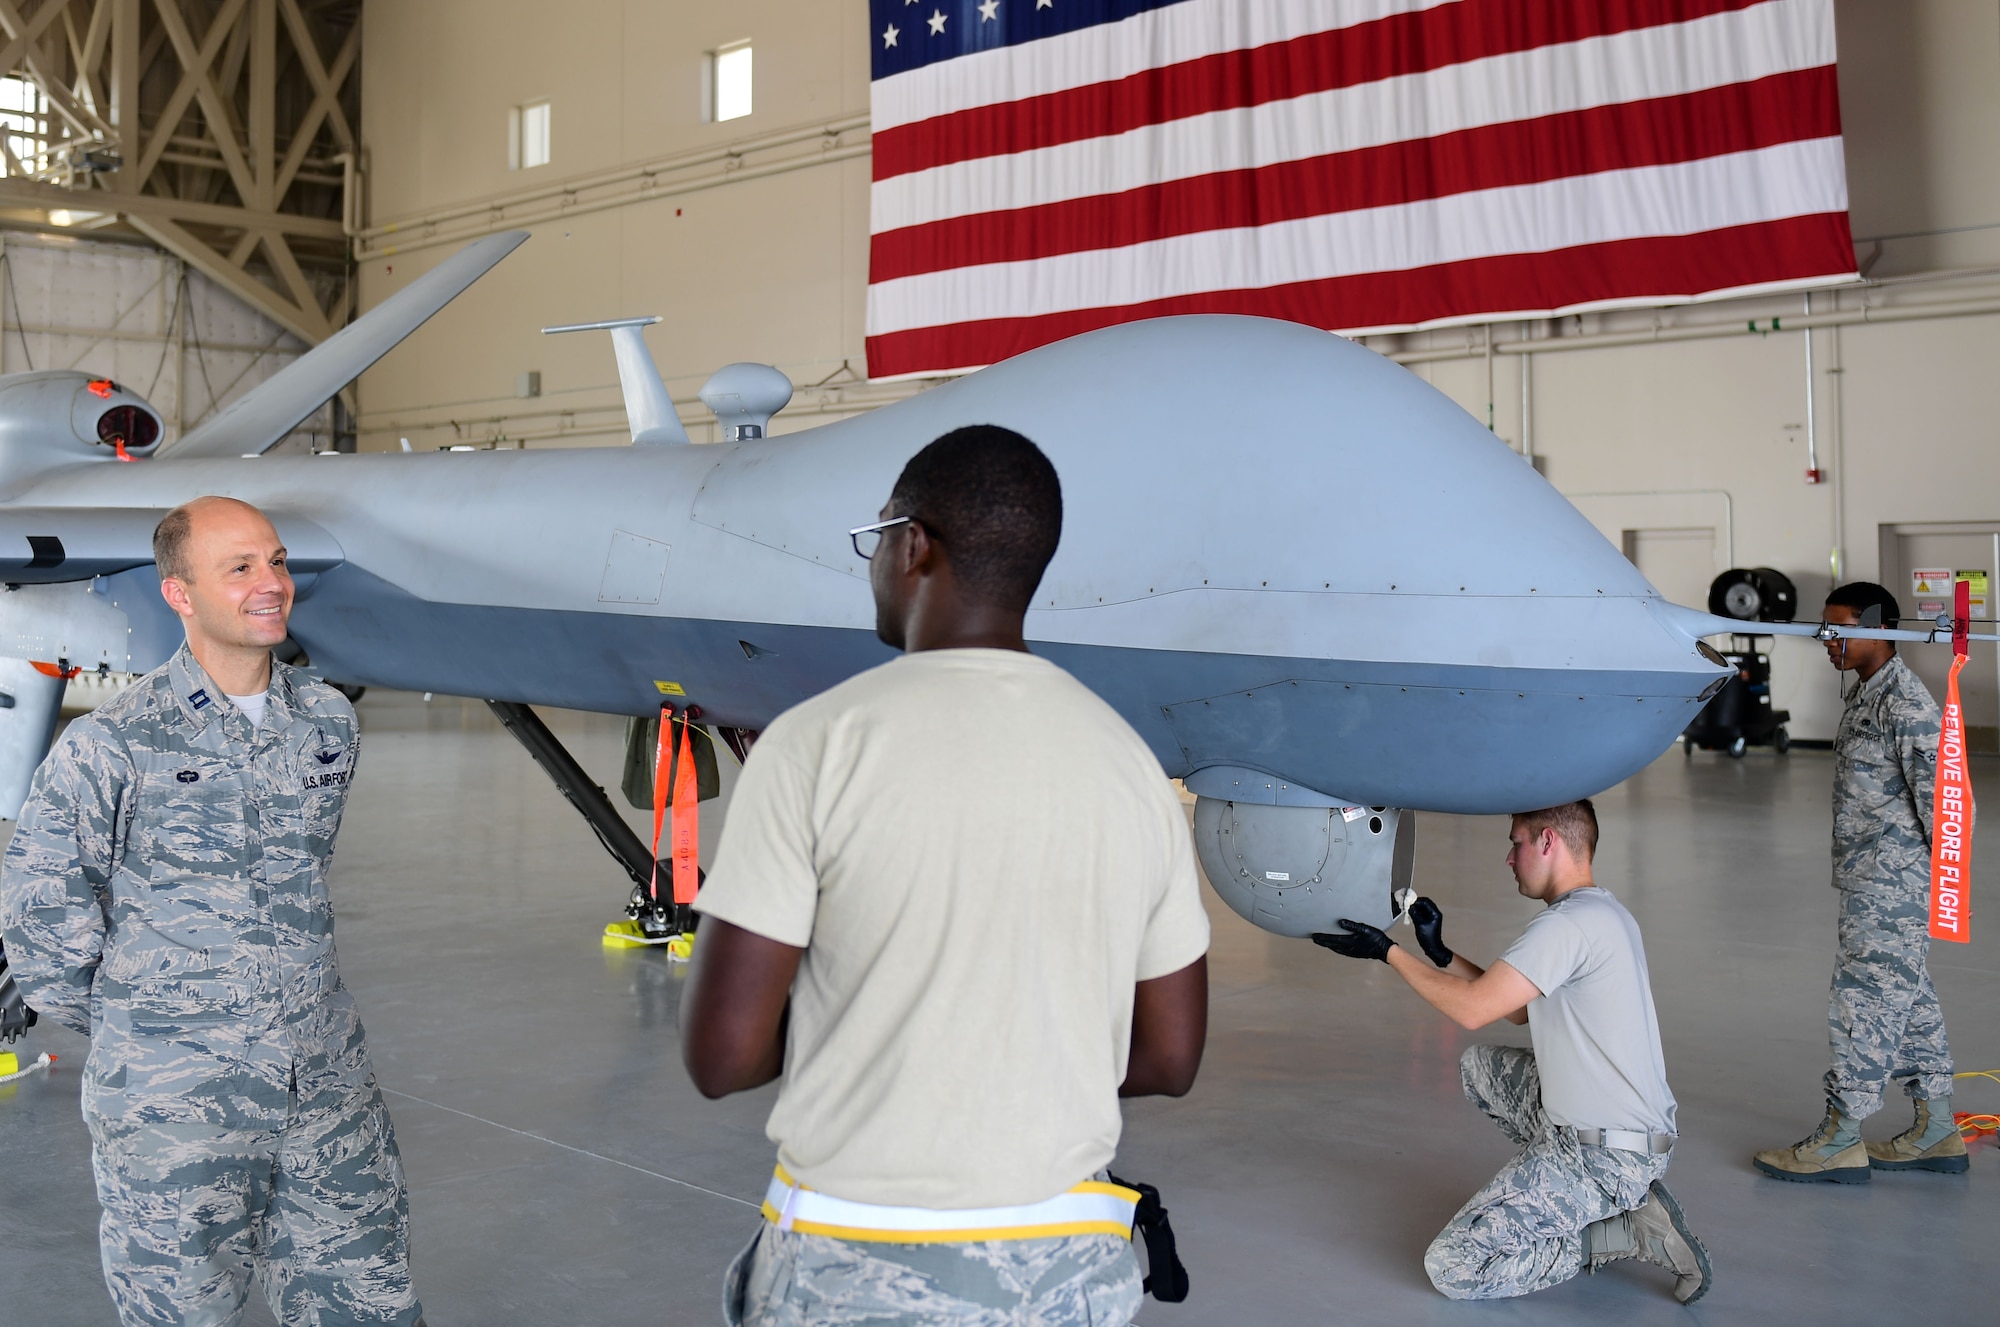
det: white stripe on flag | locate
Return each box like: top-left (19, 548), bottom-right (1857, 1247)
top-left (864, 138), bottom-right (1849, 336)
top-left (870, 0), bottom-right (1833, 234)
top-left (872, 0), bottom-right (1456, 133)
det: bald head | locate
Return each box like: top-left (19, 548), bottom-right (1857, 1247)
top-left (154, 495), bottom-right (294, 686)
top-left (154, 496), bottom-right (268, 583)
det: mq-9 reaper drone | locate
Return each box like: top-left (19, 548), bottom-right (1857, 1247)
top-left (0, 232), bottom-right (1977, 946)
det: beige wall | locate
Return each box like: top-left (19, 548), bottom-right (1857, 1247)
top-left (356, 0), bottom-right (875, 448)
top-left (1839, 0), bottom-right (2000, 275)
top-left (356, 0), bottom-right (2000, 739)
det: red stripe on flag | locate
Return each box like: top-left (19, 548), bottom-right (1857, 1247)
top-left (871, 68), bottom-right (1839, 283)
top-left (873, 0), bottom-right (1779, 181)
top-left (864, 213), bottom-right (1855, 379)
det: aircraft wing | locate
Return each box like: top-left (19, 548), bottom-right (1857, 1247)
top-left (0, 508), bottom-right (343, 584)
top-left (164, 230), bottom-right (530, 460)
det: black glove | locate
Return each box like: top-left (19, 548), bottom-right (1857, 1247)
top-left (1311, 919), bottom-right (1395, 962)
top-left (1409, 897), bottom-right (1454, 968)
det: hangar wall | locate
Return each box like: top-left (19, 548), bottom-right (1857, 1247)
top-left (354, 0), bottom-right (2000, 742)
top-left (354, 0), bottom-right (882, 450)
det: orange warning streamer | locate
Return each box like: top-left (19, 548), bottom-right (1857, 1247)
top-left (671, 712), bottom-right (699, 906)
top-left (649, 704), bottom-right (702, 909)
top-left (650, 706), bottom-right (673, 905)
top-left (1929, 580), bottom-right (1974, 943)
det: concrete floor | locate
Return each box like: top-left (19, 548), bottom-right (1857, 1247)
top-left (3, 689), bottom-right (1996, 1324)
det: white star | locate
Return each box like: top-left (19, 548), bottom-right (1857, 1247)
top-left (1037, 0), bottom-right (1052, 8)
top-left (927, 8), bottom-right (947, 35)
top-left (978, 0), bottom-right (999, 19)
top-left (882, 22), bottom-right (899, 46)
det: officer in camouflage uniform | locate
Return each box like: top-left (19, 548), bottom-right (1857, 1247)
top-left (1756, 582), bottom-right (1966, 1182)
top-left (0, 497), bottom-right (423, 1326)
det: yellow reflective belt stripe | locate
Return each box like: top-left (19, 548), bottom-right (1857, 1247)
top-left (762, 1166), bottom-right (1140, 1244)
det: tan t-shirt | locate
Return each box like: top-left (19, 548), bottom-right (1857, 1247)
top-left (694, 648), bottom-right (1210, 1210)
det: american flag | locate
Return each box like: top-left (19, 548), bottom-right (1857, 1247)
top-left (864, 0), bottom-right (1857, 381)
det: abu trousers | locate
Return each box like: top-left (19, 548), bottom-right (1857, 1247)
top-left (1424, 1045), bottom-right (1669, 1301)
top-left (84, 993), bottom-right (422, 1327)
top-left (1825, 882), bottom-right (1954, 1118)
top-left (722, 1223), bottom-right (1143, 1326)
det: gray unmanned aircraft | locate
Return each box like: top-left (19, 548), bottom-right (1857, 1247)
top-left (0, 231), bottom-right (1983, 942)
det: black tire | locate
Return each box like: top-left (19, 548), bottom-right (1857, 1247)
top-left (1774, 725), bottom-right (1791, 754)
top-left (1683, 737), bottom-right (1695, 757)
top-left (1707, 567), bottom-right (1799, 623)
top-left (1728, 735), bottom-right (1748, 759)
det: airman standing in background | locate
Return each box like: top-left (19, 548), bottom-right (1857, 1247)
top-left (1755, 581), bottom-right (1965, 1182)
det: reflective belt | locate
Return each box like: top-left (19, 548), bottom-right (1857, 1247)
top-left (761, 1166), bottom-right (1140, 1244)
top-left (1573, 1127), bottom-right (1675, 1155)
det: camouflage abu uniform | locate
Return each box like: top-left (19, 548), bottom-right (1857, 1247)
top-left (1828, 652), bottom-right (1954, 1117)
top-left (1425, 1045), bottom-right (1669, 1299)
top-left (0, 643), bottom-right (422, 1327)
top-left (722, 1226), bottom-right (1141, 1326)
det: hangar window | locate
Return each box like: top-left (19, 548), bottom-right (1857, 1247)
top-left (0, 76), bottom-right (46, 175)
top-left (705, 41), bottom-right (753, 123)
top-left (509, 99), bottom-right (551, 170)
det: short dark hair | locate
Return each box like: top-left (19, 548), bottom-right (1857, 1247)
top-left (153, 496), bottom-right (260, 583)
top-left (1514, 799), bottom-right (1599, 862)
top-left (888, 425), bottom-right (1062, 610)
top-left (153, 504), bottom-right (196, 582)
top-left (1826, 580), bottom-right (1902, 627)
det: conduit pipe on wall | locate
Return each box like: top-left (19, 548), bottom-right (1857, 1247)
top-left (1383, 293), bottom-right (2000, 365)
top-left (1520, 346), bottom-right (1533, 464)
top-left (1803, 292), bottom-right (1822, 483)
top-left (333, 152), bottom-right (363, 238)
top-left (355, 114), bottom-right (872, 259)
top-left (1484, 322), bottom-right (1495, 430)
top-left (1829, 321), bottom-right (1846, 582)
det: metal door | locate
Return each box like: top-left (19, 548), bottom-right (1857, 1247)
top-left (1880, 523), bottom-right (2000, 752)
top-left (1622, 526), bottom-right (1718, 611)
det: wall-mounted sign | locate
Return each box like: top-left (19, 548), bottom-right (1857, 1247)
top-left (1913, 568), bottom-right (1955, 596)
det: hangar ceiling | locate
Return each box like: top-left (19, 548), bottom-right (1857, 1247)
top-left (0, 0), bottom-right (358, 345)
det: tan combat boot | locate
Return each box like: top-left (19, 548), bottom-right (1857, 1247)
top-left (1753, 1105), bottom-right (1869, 1183)
top-left (1583, 1181), bottom-right (1713, 1305)
top-left (1866, 1098), bottom-right (1970, 1174)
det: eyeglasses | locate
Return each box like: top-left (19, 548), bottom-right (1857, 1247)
top-left (849, 515), bottom-right (913, 560)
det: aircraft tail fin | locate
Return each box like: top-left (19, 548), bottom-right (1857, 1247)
top-left (542, 317), bottom-right (688, 445)
top-left (164, 230), bottom-right (531, 460)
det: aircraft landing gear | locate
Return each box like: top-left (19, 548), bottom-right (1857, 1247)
top-left (485, 700), bottom-right (690, 940)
